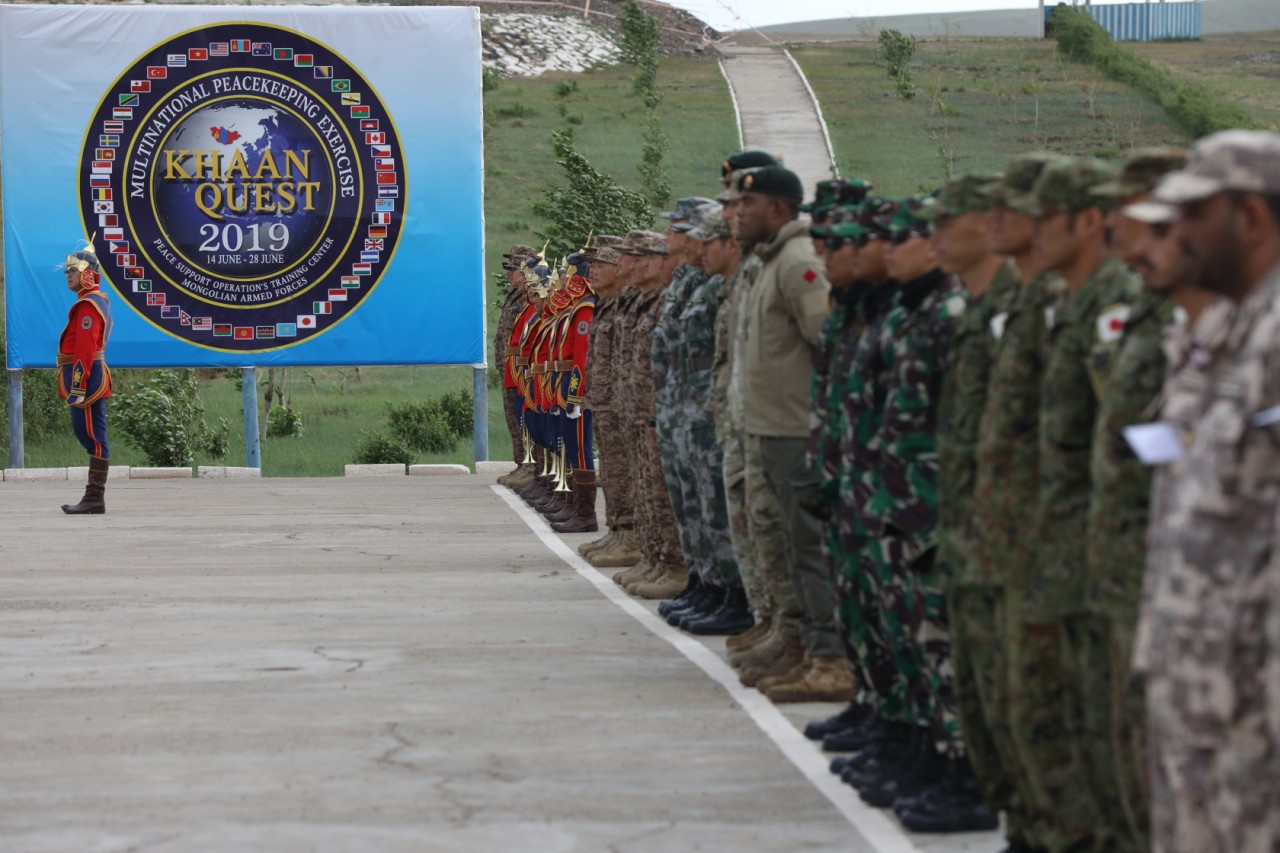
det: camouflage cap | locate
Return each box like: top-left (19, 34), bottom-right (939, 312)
top-left (689, 207), bottom-right (733, 241)
top-left (722, 149), bottom-right (779, 178)
top-left (799, 179), bottom-right (846, 214)
top-left (1013, 157), bottom-right (1117, 217)
top-left (501, 242), bottom-right (537, 270)
top-left (837, 179), bottom-right (874, 207)
top-left (594, 246), bottom-right (623, 265)
top-left (809, 202), bottom-right (860, 238)
top-left (875, 194), bottom-right (935, 238)
top-left (1094, 147), bottom-right (1188, 199)
top-left (621, 229), bottom-right (661, 255)
top-left (1152, 129), bottom-right (1280, 205)
top-left (984, 152), bottom-right (1065, 214)
top-left (859, 196), bottom-right (900, 235)
top-left (925, 173), bottom-right (1001, 220)
top-left (660, 196), bottom-right (716, 222)
top-left (739, 165), bottom-right (805, 200)
top-left (582, 234), bottom-right (623, 262)
top-left (675, 201), bottom-right (722, 234)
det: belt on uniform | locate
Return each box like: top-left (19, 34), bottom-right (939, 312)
top-left (514, 357), bottom-right (530, 366)
top-left (686, 356), bottom-right (714, 372)
top-left (551, 359), bottom-right (574, 371)
top-left (531, 364), bottom-right (547, 374)
top-left (56, 352), bottom-right (104, 365)
top-left (504, 345), bottom-right (521, 356)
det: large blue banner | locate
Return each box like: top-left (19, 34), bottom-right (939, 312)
top-left (0, 5), bottom-right (485, 368)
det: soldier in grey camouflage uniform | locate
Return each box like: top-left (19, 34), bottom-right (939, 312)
top-left (1133, 130), bottom-right (1280, 853)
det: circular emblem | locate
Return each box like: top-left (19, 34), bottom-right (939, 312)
top-left (79, 23), bottom-right (405, 351)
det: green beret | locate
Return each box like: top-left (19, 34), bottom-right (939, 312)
top-left (739, 165), bottom-right (805, 200)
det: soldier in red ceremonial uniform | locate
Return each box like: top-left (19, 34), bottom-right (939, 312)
top-left (549, 253), bottom-right (597, 533)
top-left (58, 245), bottom-right (114, 514)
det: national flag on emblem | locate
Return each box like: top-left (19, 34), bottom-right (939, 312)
top-left (93, 188), bottom-right (113, 201)
top-left (294, 53), bottom-right (314, 67)
top-left (365, 238), bottom-right (385, 251)
top-left (276, 323), bottom-right (297, 338)
top-left (297, 315), bottom-right (316, 329)
top-left (103, 228), bottom-right (124, 241)
top-left (90, 176), bottom-right (111, 189)
top-left (374, 157), bottom-right (395, 171)
top-left (341, 275), bottom-right (360, 288)
top-left (160, 305), bottom-right (180, 319)
top-left (234, 326), bottom-right (255, 340)
top-left (340, 93), bottom-right (361, 106)
top-left (118, 94), bottom-right (139, 107)
top-left (313, 301), bottom-right (332, 314)
top-left (132, 279), bottom-right (152, 293)
top-left (376, 172), bottom-right (397, 186)
top-left (273, 47), bottom-right (293, 61)
top-left (210, 42), bottom-right (229, 57)
top-left (180, 311), bottom-right (191, 326)
top-left (108, 241), bottom-right (128, 254)
top-left (369, 225), bottom-right (388, 237)
top-left (104, 120), bottom-right (124, 133)
top-left (146, 292), bottom-right (166, 305)
top-left (94, 202), bottom-right (115, 214)
top-left (112, 108), bottom-right (133, 120)
top-left (327, 289), bottom-right (348, 302)
top-left (230, 38), bottom-right (250, 53)
top-left (192, 316), bottom-right (212, 331)
top-left (351, 106), bottom-right (371, 119)
top-left (331, 79), bottom-right (351, 93)
top-left (375, 199), bottom-right (394, 212)
top-left (251, 43), bottom-right (272, 57)
top-left (360, 251), bottom-right (379, 263)
top-left (365, 131), bottom-right (385, 145)
top-left (360, 119), bottom-right (379, 132)
top-left (167, 54), bottom-right (187, 67)
top-left (125, 267), bottom-right (144, 280)
top-left (99, 214), bottom-right (119, 228)
top-left (189, 48), bottom-right (209, 61)
top-left (314, 66), bottom-right (332, 79)
top-left (130, 80), bottom-right (151, 94)
top-left (370, 144), bottom-right (391, 157)
top-left (255, 325), bottom-right (276, 339)
top-left (353, 263), bottom-right (372, 276)
top-left (378, 187), bottom-right (399, 198)
top-left (147, 66), bottom-right (166, 79)
top-left (96, 148), bottom-right (115, 160)
top-left (99, 135), bottom-right (120, 147)
top-left (92, 160), bottom-right (112, 173)
top-left (115, 254), bottom-right (136, 267)
top-left (213, 324), bottom-right (232, 337)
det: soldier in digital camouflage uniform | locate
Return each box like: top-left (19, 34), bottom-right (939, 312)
top-left (497, 244), bottom-right (538, 488)
top-left (1133, 130), bottom-right (1280, 853)
top-left (970, 152), bottom-right (1065, 853)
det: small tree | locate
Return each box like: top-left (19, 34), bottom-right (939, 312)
top-left (639, 111), bottom-right (672, 208)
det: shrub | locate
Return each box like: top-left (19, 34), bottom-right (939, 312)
top-left (352, 431), bottom-right (414, 468)
top-left (22, 369), bottom-right (68, 442)
top-left (112, 369), bottom-right (227, 467)
top-left (482, 66), bottom-right (502, 94)
top-left (266, 405), bottom-right (304, 439)
top-left (436, 390), bottom-right (474, 439)
top-left (385, 401), bottom-right (457, 454)
top-left (878, 29), bottom-right (917, 79)
top-left (553, 79), bottom-right (578, 98)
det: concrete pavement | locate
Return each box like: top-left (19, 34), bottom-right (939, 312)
top-left (0, 476), bottom-right (1000, 851)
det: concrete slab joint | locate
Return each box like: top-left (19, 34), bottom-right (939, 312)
top-left (197, 466), bottom-right (263, 479)
top-left (344, 463), bottom-right (407, 477)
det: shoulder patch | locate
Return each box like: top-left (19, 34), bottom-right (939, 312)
top-left (990, 311), bottom-right (1008, 341)
top-left (1096, 304), bottom-right (1131, 344)
top-left (577, 320), bottom-right (589, 336)
top-left (803, 268), bottom-right (817, 284)
top-left (81, 315), bottom-right (93, 330)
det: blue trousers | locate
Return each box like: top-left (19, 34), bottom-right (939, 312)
top-left (69, 399), bottom-right (109, 459)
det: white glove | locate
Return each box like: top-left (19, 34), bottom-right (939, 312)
top-left (66, 395), bottom-right (85, 407)
top-left (567, 404), bottom-right (583, 420)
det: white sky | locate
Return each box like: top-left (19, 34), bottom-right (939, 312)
top-left (661, 0), bottom-right (1043, 32)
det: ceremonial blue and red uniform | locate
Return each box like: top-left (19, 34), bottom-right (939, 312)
top-left (506, 301), bottom-right (537, 438)
top-left (557, 284), bottom-right (595, 472)
top-left (57, 282), bottom-right (113, 459)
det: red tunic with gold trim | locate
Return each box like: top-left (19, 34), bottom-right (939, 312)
top-left (559, 294), bottom-right (595, 408)
top-left (505, 302), bottom-right (537, 392)
top-left (57, 285), bottom-right (113, 406)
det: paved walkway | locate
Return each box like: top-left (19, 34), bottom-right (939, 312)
top-left (0, 476), bottom-right (1001, 851)
top-left (719, 45), bottom-right (836, 195)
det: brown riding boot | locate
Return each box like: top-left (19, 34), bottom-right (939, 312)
top-left (552, 469), bottom-right (599, 533)
top-left (62, 455), bottom-right (108, 515)
top-left (591, 527), bottom-right (642, 568)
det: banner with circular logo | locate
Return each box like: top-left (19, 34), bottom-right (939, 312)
top-left (1, 7), bottom-right (483, 368)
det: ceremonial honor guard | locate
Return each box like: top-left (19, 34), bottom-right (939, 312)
top-left (58, 243), bottom-right (114, 515)
top-left (549, 253), bottom-right (598, 533)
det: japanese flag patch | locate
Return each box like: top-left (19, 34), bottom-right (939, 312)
top-left (1096, 305), bottom-right (1131, 344)
top-left (803, 268), bottom-right (817, 284)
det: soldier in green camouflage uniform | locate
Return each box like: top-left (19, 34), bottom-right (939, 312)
top-left (970, 153), bottom-right (1065, 853)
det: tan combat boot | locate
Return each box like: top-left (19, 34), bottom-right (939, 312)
top-left (726, 614), bottom-right (772, 653)
top-left (730, 616), bottom-right (783, 670)
top-left (738, 626), bottom-right (805, 687)
top-left (766, 655), bottom-right (856, 704)
top-left (592, 527), bottom-right (642, 568)
top-left (613, 557), bottom-right (652, 587)
top-left (507, 463), bottom-right (537, 490)
top-left (631, 562), bottom-right (688, 599)
top-left (623, 558), bottom-right (668, 594)
top-left (578, 529), bottom-right (615, 558)
top-left (757, 650), bottom-right (812, 694)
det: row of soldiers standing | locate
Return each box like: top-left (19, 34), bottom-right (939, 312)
top-left (493, 129), bottom-right (1280, 851)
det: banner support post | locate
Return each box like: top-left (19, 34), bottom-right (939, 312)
top-left (472, 365), bottom-right (488, 470)
top-left (7, 369), bottom-right (24, 469)
top-left (242, 368), bottom-right (261, 470)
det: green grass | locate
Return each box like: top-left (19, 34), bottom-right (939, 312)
top-left (5, 55), bottom-right (738, 476)
top-left (1131, 32), bottom-right (1280, 132)
top-left (792, 37), bottom-right (1191, 196)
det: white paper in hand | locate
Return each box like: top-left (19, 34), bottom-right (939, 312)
top-left (1123, 423), bottom-right (1185, 465)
